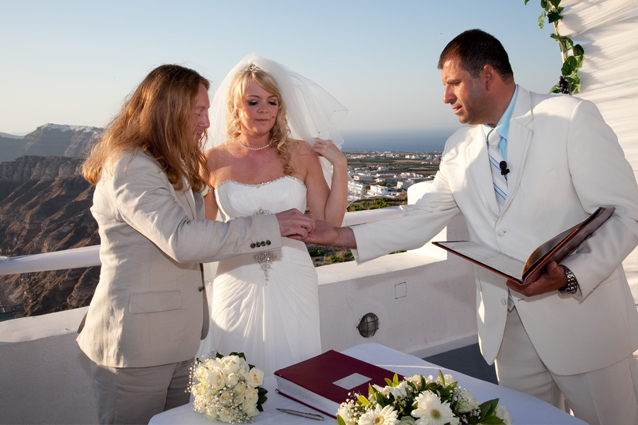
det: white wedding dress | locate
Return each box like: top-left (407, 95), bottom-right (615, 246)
top-left (199, 176), bottom-right (322, 376)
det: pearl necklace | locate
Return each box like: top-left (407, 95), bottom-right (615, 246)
top-left (238, 139), bottom-right (272, 151)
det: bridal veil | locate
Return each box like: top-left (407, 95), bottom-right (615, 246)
top-left (204, 53), bottom-right (350, 190)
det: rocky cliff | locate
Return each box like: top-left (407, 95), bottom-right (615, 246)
top-left (0, 124), bottom-right (102, 163)
top-left (0, 155), bottom-right (99, 317)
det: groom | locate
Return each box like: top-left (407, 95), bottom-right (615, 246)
top-left (304, 29), bottom-right (638, 424)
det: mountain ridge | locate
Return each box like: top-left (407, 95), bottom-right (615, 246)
top-left (0, 124), bottom-right (102, 163)
top-left (0, 125), bottom-right (101, 318)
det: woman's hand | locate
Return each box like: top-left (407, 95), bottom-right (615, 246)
top-left (313, 139), bottom-right (347, 168)
top-left (276, 209), bottom-right (316, 238)
top-left (301, 138), bottom-right (348, 227)
top-left (203, 186), bottom-right (219, 221)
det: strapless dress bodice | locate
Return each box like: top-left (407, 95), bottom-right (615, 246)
top-left (215, 176), bottom-right (307, 221)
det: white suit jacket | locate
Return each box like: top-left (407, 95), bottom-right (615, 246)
top-left (353, 86), bottom-right (638, 375)
top-left (77, 151), bottom-right (282, 368)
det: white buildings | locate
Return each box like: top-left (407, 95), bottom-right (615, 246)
top-left (344, 151), bottom-right (442, 200)
top-left (353, 171), bottom-right (375, 183)
top-left (348, 180), bottom-right (367, 199)
top-left (367, 184), bottom-right (389, 197)
top-left (397, 180), bottom-right (413, 189)
top-left (350, 168), bottom-right (430, 199)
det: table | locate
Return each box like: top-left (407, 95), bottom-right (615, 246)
top-left (149, 343), bottom-right (586, 425)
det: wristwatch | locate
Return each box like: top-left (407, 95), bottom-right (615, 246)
top-left (560, 266), bottom-right (579, 295)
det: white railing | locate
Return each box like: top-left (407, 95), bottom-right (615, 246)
top-left (342, 205), bottom-right (406, 226)
top-left (0, 245), bottom-right (100, 276)
top-left (0, 206), bottom-right (409, 277)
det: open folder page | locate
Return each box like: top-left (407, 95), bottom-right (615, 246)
top-left (433, 207), bottom-right (615, 284)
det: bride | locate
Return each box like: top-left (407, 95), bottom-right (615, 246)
top-left (198, 54), bottom-right (349, 376)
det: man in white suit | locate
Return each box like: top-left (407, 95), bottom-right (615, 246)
top-left (78, 64), bottom-right (315, 424)
top-left (304, 30), bottom-right (638, 424)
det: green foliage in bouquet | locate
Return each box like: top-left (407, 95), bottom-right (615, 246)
top-left (336, 371), bottom-right (511, 425)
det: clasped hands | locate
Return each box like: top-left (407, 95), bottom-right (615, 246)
top-left (275, 210), bottom-right (344, 245)
top-left (276, 209), bottom-right (316, 239)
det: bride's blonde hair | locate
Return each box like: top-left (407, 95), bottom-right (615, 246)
top-left (225, 66), bottom-right (296, 176)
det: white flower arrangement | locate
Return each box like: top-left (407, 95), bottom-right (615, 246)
top-left (337, 371), bottom-right (511, 425)
top-left (190, 352), bottom-right (267, 424)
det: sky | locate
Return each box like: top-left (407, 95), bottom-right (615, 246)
top-left (0, 0), bottom-right (562, 137)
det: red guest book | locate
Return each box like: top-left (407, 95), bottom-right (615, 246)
top-left (274, 350), bottom-right (400, 418)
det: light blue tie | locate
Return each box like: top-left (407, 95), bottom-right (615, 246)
top-left (488, 129), bottom-right (507, 211)
top-left (488, 130), bottom-right (514, 309)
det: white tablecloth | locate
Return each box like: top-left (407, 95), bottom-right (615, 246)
top-left (149, 343), bottom-right (585, 425)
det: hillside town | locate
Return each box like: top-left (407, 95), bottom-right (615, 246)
top-left (344, 151), bottom-right (441, 198)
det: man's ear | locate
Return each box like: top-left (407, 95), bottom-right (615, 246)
top-left (482, 65), bottom-right (496, 90)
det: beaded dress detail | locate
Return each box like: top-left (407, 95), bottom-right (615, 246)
top-left (198, 176), bottom-right (322, 376)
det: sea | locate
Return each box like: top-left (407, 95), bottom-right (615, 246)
top-left (340, 128), bottom-right (456, 152)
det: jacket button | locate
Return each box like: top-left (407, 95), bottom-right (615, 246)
top-left (250, 243), bottom-right (256, 249)
top-left (501, 298), bottom-right (507, 305)
top-left (266, 240), bottom-right (271, 246)
top-left (497, 230), bottom-right (506, 237)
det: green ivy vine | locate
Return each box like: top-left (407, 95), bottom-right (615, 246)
top-left (525, 0), bottom-right (584, 94)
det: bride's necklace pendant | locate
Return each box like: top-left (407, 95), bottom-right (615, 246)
top-left (238, 139), bottom-right (272, 151)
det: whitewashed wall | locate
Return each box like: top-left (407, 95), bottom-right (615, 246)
top-left (0, 307), bottom-right (97, 424)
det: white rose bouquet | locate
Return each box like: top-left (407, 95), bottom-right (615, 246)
top-left (190, 352), bottom-right (267, 424)
top-left (337, 371), bottom-right (511, 425)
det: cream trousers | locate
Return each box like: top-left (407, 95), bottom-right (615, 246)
top-left (91, 359), bottom-right (192, 425)
top-left (495, 308), bottom-right (638, 425)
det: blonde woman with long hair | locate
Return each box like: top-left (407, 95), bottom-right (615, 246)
top-left (199, 55), bottom-right (349, 376)
top-left (78, 64), bottom-right (314, 424)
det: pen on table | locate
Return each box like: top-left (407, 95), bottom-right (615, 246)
top-left (276, 407), bottom-right (324, 421)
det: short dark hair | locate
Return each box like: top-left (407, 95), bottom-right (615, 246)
top-left (438, 29), bottom-right (514, 81)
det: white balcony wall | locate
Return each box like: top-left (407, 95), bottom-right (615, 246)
top-left (0, 307), bottom-right (97, 424)
top-left (318, 181), bottom-right (476, 357)
top-left (317, 249), bottom-right (476, 358)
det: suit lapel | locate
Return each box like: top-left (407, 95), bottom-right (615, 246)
top-left (467, 126), bottom-right (500, 219)
top-left (184, 188), bottom-right (197, 218)
top-left (174, 187), bottom-right (196, 220)
top-left (503, 86), bottom-right (534, 212)
top-left (194, 191), bottom-right (205, 220)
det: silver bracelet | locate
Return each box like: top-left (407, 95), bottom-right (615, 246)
top-left (201, 185), bottom-right (214, 197)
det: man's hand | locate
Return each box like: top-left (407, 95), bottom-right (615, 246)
top-left (276, 209), bottom-right (315, 239)
top-left (292, 219), bottom-right (357, 248)
top-left (507, 261), bottom-right (567, 297)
